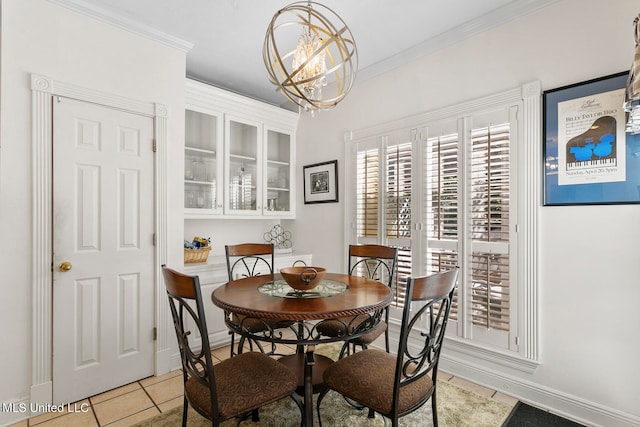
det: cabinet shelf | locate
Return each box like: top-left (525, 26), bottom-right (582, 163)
top-left (229, 154), bottom-right (257, 162)
top-left (267, 159), bottom-right (290, 166)
top-left (185, 179), bottom-right (214, 186)
top-left (186, 78), bottom-right (298, 219)
top-left (186, 146), bottom-right (216, 156)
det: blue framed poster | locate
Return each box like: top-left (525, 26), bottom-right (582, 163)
top-left (543, 71), bottom-right (640, 205)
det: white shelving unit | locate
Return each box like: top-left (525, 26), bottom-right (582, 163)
top-left (185, 79), bottom-right (298, 219)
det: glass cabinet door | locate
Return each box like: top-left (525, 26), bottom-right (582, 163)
top-left (264, 128), bottom-right (294, 216)
top-left (185, 109), bottom-right (223, 217)
top-left (225, 116), bottom-right (261, 215)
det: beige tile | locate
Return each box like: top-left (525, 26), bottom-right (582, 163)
top-left (211, 345), bottom-right (233, 361)
top-left (448, 377), bottom-right (495, 398)
top-left (6, 420), bottom-right (28, 427)
top-left (30, 410), bottom-right (98, 427)
top-left (437, 371), bottom-right (454, 382)
top-left (157, 396), bottom-right (183, 413)
top-left (92, 389), bottom-right (154, 426)
top-left (90, 383), bottom-right (142, 405)
top-left (103, 407), bottom-right (160, 427)
top-left (144, 375), bottom-right (185, 405)
top-left (138, 369), bottom-right (182, 388)
top-left (29, 400), bottom-right (91, 424)
top-left (493, 391), bottom-right (519, 407)
top-left (272, 342), bottom-right (296, 355)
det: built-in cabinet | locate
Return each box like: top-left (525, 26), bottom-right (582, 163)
top-left (185, 79), bottom-right (298, 219)
top-left (185, 107), bottom-right (224, 215)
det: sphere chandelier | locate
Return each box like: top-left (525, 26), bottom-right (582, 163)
top-left (263, 1), bottom-right (358, 112)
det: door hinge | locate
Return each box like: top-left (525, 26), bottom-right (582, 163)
top-left (153, 233), bottom-right (157, 246)
top-left (152, 139), bottom-right (157, 152)
top-left (515, 336), bottom-right (520, 345)
top-left (153, 327), bottom-right (157, 341)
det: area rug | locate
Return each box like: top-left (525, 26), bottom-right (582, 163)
top-left (134, 345), bottom-right (512, 427)
top-left (502, 402), bottom-right (585, 427)
top-left (135, 381), bottom-right (511, 427)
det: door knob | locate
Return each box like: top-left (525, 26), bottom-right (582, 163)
top-left (58, 261), bottom-right (72, 272)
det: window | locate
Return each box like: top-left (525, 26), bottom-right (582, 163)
top-left (353, 133), bottom-right (414, 306)
top-left (347, 84), bottom-right (540, 362)
top-left (424, 111), bottom-right (516, 350)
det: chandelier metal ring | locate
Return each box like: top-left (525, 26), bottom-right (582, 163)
top-left (263, 1), bottom-right (358, 112)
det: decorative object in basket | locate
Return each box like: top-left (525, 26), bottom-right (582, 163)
top-left (184, 236), bottom-right (211, 264)
top-left (280, 266), bottom-right (326, 291)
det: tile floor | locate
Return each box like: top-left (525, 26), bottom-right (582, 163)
top-left (8, 342), bottom-right (518, 427)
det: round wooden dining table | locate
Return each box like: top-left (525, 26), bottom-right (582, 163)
top-left (211, 272), bottom-right (392, 427)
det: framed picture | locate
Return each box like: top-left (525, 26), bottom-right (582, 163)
top-left (543, 71), bottom-right (640, 205)
top-left (303, 160), bottom-right (338, 204)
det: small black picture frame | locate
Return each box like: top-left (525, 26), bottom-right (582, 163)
top-left (303, 160), bottom-right (338, 204)
top-left (543, 71), bottom-right (640, 205)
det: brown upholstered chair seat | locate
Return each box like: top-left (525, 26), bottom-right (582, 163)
top-left (316, 315), bottom-right (386, 345)
top-left (162, 265), bottom-right (302, 426)
top-left (185, 351), bottom-right (298, 421)
top-left (322, 349), bottom-right (433, 416)
top-left (318, 268), bottom-right (459, 427)
top-left (316, 244), bottom-right (398, 355)
top-left (232, 313), bottom-right (294, 333)
top-left (225, 243), bottom-right (295, 357)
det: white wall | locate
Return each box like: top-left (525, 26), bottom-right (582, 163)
top-left (290, 0), bottom-right (640, 425)
top-left (0, 0), bottom-right (186, 424)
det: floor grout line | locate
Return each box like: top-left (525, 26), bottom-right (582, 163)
top-left (17, 343), bottom-right (510, 427)
top-left (138, 380), bottom-right (162, 414)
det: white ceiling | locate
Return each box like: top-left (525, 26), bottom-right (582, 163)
top-left (56, 0), bottom-right (555, 107)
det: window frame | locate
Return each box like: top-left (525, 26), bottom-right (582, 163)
top-left (344, 82), bottom-right (541, 369)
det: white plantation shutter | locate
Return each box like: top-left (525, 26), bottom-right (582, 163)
top-left (423, 110), bottom-right (515, 349)
top-left (350, 85), bottom-right (538, 360)
top-left (356, 148), bottom-right (379, 240)
top-left (425, 127), bottom-right (461, 319)
top-left (386, 142), bottom-right (413, 305)
top-left (353, 135), bottom-right (414, 306)
top-left (469, 124), bottom-right (511, 332)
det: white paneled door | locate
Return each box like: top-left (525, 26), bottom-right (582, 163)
top-left (52, 97), bottom-right (155, 404)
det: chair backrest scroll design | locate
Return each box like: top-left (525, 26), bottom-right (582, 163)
top-left (162, 266), bottom-right (221, 423)
top-left (392, 267), bottom-right (459, 418)
top-left (225, 243), bottom-right (274, 281)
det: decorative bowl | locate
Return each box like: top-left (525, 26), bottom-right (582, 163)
top-left (280, 266), bottom-right (326, 291)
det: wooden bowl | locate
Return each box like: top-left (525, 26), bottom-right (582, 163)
top-left (280, 266), bottom-right (326, 291)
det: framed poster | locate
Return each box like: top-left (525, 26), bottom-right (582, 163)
top-left (543, 71), bottom-right (640, 205)
top-left (303, 160), bottom-right (338, 204)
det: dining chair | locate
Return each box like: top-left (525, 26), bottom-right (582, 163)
top-left (317, 267), bottom-right (459, 427)
top-left (161, 266), bottom-right (300, 427)
top-left (316, 244), bottom-right (398, 356)
top-left (225, 243), bottom-right (295, 357)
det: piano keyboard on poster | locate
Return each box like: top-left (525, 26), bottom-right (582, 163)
top-left (566, 157), bottom-right (617, 170)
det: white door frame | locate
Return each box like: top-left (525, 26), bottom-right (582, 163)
top-left (30, 74), bottom-right (170, 405)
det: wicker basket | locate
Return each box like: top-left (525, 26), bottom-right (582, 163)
top-left (184, 246), bottom-right (211, 264)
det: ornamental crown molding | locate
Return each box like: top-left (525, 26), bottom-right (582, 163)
top-left (358, 0), bottom-right (559, 84)
top-left (47, 0), bottom-right (194, 52)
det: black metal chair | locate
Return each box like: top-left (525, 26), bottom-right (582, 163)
top-left (317, 267), bottom-right (459, 427)
top-left (316, 244), bottom-right (398, 356)
top-left (161, 266), bottom-right (300, 426)
top-left (225, 243), bottom-right (295, 357)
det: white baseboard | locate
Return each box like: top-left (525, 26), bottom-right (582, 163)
top-left (0, 395), bottom-right (31, 427)
top-left (439, 355), bottom-right (640, 427)
top-left (29, 381), bottom-right (52, 406)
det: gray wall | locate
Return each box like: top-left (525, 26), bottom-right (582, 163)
top-left (290, 0), bottom-right (640, 425)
